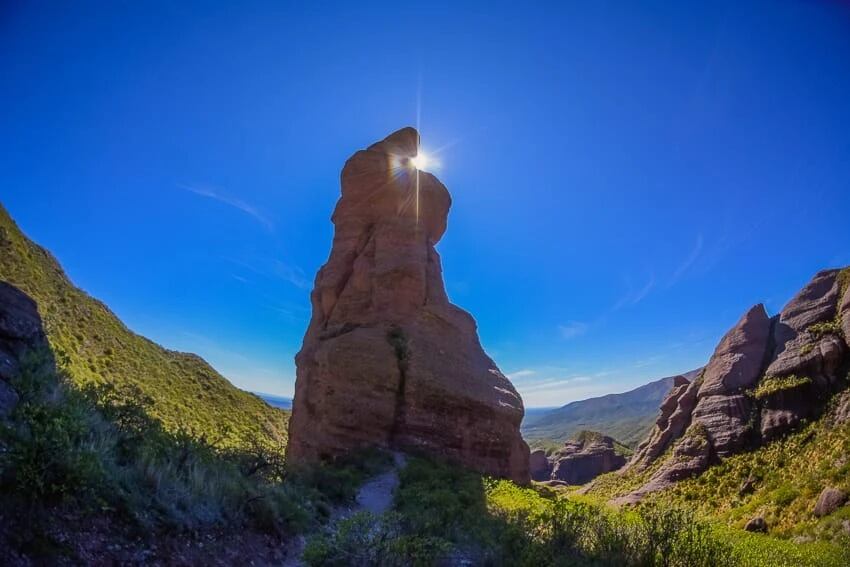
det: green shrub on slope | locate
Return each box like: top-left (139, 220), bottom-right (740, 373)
top-left (0, 203), bottom-right (287, 449)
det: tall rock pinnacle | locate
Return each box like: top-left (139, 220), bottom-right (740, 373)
top-left (286, 127), bottom-right (530, 483)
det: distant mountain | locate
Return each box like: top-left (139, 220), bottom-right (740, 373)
top-left (522, 368), bottom-right (703, 448)
top-left (258, 393), bottom-right (293, 410)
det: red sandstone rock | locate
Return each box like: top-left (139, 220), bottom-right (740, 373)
top-left (286, 127), bottom-right (530, 483)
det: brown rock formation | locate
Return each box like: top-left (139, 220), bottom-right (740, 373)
top-left (529, 449), bottom-right (552, 482)
top-left (617, 267), bottom-right (850, 504)
top-left (760, 269), bottom-right (846, 439)
top-left (548, 432), bottom-right (627, 485)
top-left (629, 375), bottom-right (698, 470)
top-left (286, 127), bottom-right (530, 483)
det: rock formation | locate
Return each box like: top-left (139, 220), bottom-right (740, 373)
top-left (531, 432), bottom-right (627, 484)
top-left (0, 282), bottom-right (48, 418)
top-left (286, 127), bottom-right (530, 483)
top-left (813, 487), bottom-right (847, 518)
top-left (617, 268), bottom-right (850, 503)
top-left (529, 449), bottom-right (552, 481)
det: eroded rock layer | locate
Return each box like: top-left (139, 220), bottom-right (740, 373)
top-left (618, 268), bottom-right (850, 503)
top-left (286, 127), bottom-right (530, 483)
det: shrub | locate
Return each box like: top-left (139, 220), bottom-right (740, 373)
top-left (752, 375), bottom-right (812, 400)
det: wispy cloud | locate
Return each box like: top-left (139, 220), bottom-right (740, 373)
top-left (181, 184), bottom-right (274, 233)
top-left (507, 369), bottom-right (537, 380)
top-left (271, 260), bottom-right (311, 289)
top-left (632, 354), bottom-right (665, 369)
top-left (558, 321), bottom-right (588, 340)
top-left (668, 234), bottom-right (704, 287)
top-left (612, 273), bottom-right (656, 311)
top-left (518, 375), bottom-right (592, 394)
top-left (225, 256), bottom-right (312, 290)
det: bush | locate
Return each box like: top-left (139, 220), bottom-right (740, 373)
top-left (303, 512), bottom-right (449, 567)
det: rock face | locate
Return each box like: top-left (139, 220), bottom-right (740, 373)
top-left (286, 128), bottom-right (530, 483)
top-left (618, 268), bottom-right (850, 503)
top-left (529, 449), bottom-right (552, 482)
top-left (0, 282), bottom-right (49, 417)
top-left (550, 433), bottom-right (627, 485)
top-left (533, 432), bottom-right (627, 485)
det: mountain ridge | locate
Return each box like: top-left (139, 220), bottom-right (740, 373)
top-left (522, 368), bottom-right (703, 448)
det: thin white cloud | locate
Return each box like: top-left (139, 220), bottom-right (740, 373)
top-left (633, 355), bottom-right (665, 369)
top-left (668, 234), bottom-right (704, 287)
top-left (558, 321), bottom-right (588, 340)
top-left (181, 184), bottom-right (274, 233)
top-left (518, 375), bottom-right (593, 394)
top-left (612, 273), bottom-right (656, 311)
top-left (507, 369), bottom-right (537, 380)
top-left (224, 256), bottom-right (311, 291)
top-left (272, 260), bottom-right (312, 290)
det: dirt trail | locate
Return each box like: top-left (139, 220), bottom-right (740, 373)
top-left (283, 452), bottom-right (407, 565)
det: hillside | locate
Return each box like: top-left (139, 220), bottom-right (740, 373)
top-left (0, 203), bottom-right (288, 449)
top-left (587, 267), bottom-right (850, 542)
top-left (522, 369), bottom-right (702, 448)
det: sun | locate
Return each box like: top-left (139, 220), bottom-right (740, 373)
top-left (410, 152), bottom-right (429, 170)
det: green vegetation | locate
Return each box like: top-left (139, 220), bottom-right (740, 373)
top-left (808, 319), bottom-right (843, 340)
top-left (752, 375), bottom-right (812, 400)
top-left (0, 346), bottom-right (395, 558)
top-left (0, 203), bottom-right (287, 449)
top-left (651, 396), bottom-right (850, 544)
top-left (305, 455), bottom-right (740, 566)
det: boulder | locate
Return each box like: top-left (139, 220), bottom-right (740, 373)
top-left (529, 449), bottom-right (552, 482)
top-left (286, 127), bottom-right (530, 483)
top-left (813, 487), bottom-right (847, 517)
top-left (744, 516), bottom-right (768, 533)
top-left (549, 432), bottom-right (627, 485)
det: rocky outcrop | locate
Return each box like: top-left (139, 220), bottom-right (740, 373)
top-left (0, 282), bottom-right (49, 417)
top-left (744, 516), bottom-right (768, 533)
top-left (813, 487), bottom-right (847, 517)
top-left (286, 128), bottom-right (530, 483)
top-left (534, 432), bottom-right (627, 485)
top-left (617, 268), bottom-right (850, 504)
top-left (529, 449), bottom-right (552, 482)
top-left (629, 375), bottom-right (698, 470)
top-left (760, 269), bottom-right (846, 440)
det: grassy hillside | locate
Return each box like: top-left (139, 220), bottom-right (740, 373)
top-left (0, 203), bottom-right (287, 449)
top-left (588, 390), bottom-right (850, 544)
top-left (303, 455), bottom-right (849, 567)
top-left (523, 369), bottom-right (702, 448)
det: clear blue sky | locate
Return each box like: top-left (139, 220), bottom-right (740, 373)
top-left (3, 1), bottom-right (849, 406)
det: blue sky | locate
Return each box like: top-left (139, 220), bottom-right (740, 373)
top-left (2, 1), bottom-right (849, 406)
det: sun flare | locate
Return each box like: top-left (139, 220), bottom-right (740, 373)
top-left (410, 152), bottom-right (429, 170)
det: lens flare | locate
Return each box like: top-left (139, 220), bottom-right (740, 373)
top-left (410, 152), bottom-right (429, 170)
